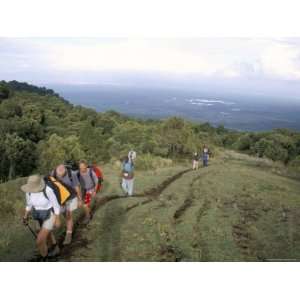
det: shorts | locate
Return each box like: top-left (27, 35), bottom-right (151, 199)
top-left (192, 160), bottom-right (199, 169)
top-left (61, 197), bottom-right (78, 213)
top-left (84, 190), bottom-right (93, 207)
top-left (40, 212), bottom-right (55, 231)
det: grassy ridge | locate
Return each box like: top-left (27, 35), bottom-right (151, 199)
top-left (0, 161), bottom-right (188, 261)
top-left (1, 153), bottom-right (300, 262)
top-left (52, 154), bottom-right (300, 262)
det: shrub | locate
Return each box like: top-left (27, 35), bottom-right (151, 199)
top-left (233, 134), bottom-right (252, 151)
top-left (264, 142), bottom-right (289, 162)
top-left (289, 155), bottom-right (300, 168)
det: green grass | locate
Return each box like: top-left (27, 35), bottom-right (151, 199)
top-left (1, 154), bottom-right (300, 261)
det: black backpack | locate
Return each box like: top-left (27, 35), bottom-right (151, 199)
top-left (53, 165), bottom-right (74, 184)
top-left (65, 160), bottom-right (79, 171)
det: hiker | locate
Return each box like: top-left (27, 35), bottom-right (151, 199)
top-left (21, 175), bottom-right (61, 259)
top-left (51, 164), bottom-right (82, 245)
top-left (121, 156), bottom-right (134, 196)
top-left (202, 145), bottom-right (210, 167)
top-left (192, 152), bottom-right (199, 170)
top-left (77, 160), bottom-right (99, 224)
top-left (128, 150), bottom-right (137, 162)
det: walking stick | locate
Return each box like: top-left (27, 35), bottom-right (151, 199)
top-left (23, 219), bottom-right (37, 239)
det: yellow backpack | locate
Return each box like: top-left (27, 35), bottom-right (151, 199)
top-left (44, 176), bottom-right (76, 206)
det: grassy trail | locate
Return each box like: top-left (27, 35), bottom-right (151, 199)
top-left (1, 153), bottom-right (300, 262)
top-left (56, 156), bottom-right (300, 262)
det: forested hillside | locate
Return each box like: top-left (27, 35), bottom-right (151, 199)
top-left (0, 80), bottom-right (300, 183)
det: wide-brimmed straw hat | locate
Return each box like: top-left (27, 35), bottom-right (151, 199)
top-left (21, 175), bottom-right (45, 193)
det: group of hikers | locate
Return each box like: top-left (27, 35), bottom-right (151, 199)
top-left (21, 151), bottom-right (136, 260)
top-left (192, 145), bottom-right (211, 170)
top-left (20, 145), bottom-right (209, 260)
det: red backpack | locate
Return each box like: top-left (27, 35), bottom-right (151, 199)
top-left (91, 165), bottom-right (104, 192)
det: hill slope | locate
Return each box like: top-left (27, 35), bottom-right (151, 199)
top-left (0, 81), bottom-right (300, 261)
top-left (61, 154), bottom-right (300, 262)
top-left (1, 152), bottom-right (300, 262)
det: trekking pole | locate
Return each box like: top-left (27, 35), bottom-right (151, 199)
top-left (23, 219), bottom-right (37, 239)
top-left (27, 224), bottom-right (37, 239)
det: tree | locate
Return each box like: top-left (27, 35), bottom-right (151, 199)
top-left (38, 134), bottom-right (85, 173)
top-left (3, 133), bottom-right (36, 180)
top-left (0, 100), bottom-right (22, 119)
top-left (159, 117), bottom-right (197, 157)
top-left (0, 82), bottom-right (12, 101)
top-left (79, 122), bottom-right (110, 162)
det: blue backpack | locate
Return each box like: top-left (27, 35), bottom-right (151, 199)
top-left (123, 161), bottom-right (134, 173)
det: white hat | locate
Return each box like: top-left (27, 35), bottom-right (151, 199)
top-left (21, 175), bottom-right (45, 193)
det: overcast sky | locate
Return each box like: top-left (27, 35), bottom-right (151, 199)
top-left (1, 38), bottom-right (300, 96)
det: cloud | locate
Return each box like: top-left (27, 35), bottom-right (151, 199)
top-left (1, 38), bottom-right (300, 83)
top-left (42, 39), bottom-right (231, 75)
top-left (259, 41), bottom-right (300, 80)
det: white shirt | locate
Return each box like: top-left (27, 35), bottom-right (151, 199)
top-left (25, 186), bottom-right (60, 215)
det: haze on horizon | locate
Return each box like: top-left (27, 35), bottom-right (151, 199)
top-left (1, 37), bottom-right (300, 101)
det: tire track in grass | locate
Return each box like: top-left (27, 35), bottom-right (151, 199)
top-left (125, 168), bottom-right (192, 212)
top-left (29, 168), bottom-right (193, 261)
top-left (173, 174), bottom-right (203, 222)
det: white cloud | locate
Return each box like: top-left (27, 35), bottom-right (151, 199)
top-left (1, 38), bottom-right (300, 82)
top-left (259, 42), bottom-right (300, 80)
top-left (42, 40), bottom-right (231, 75)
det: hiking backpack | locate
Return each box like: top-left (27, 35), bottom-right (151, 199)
top-left (91, 165), bottom-right (104, 192)
top-left (65, 160), bottom-right (79, 172)
top-left (53, 165), bottom-right (74, 184)
top-left (44, 176), bottom-right (76, 206)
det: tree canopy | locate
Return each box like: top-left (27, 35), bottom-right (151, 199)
top-left (0, 80), bottom-right (299, 181)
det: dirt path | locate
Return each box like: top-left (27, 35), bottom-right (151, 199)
top-left (173, 174), bottom-right (203, 222)
top-left (29, 168), bottom-right (193, 261)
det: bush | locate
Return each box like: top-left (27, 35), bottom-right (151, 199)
top-left (264, 142), bottom-right (289, 162)
top-left (253, 138), bottom-right (271, 157)
top-left (289, 155), bottom-right (300, 168)
top-left (233, 134), bottom-right (252, 151)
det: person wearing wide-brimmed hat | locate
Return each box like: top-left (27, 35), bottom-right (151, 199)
top-left (21, 175), bottom-right (61, 259)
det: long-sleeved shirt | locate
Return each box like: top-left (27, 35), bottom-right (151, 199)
top-left (25, 186), bottom-right (61, 215)
top-left (78, 168), bottom-right (98, 191)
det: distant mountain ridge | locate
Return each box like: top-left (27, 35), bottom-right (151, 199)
top-left (49, 83), bottom-right (300, 131)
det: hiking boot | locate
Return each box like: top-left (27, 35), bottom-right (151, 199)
top-left (63, 233), bottom-right (72, 245)
top-left (48, 245), bottom-right (60, 258)
top-left (82, 215), bottom-right (91, 225)
top-left (40, 256), bottom-right (48, 262)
